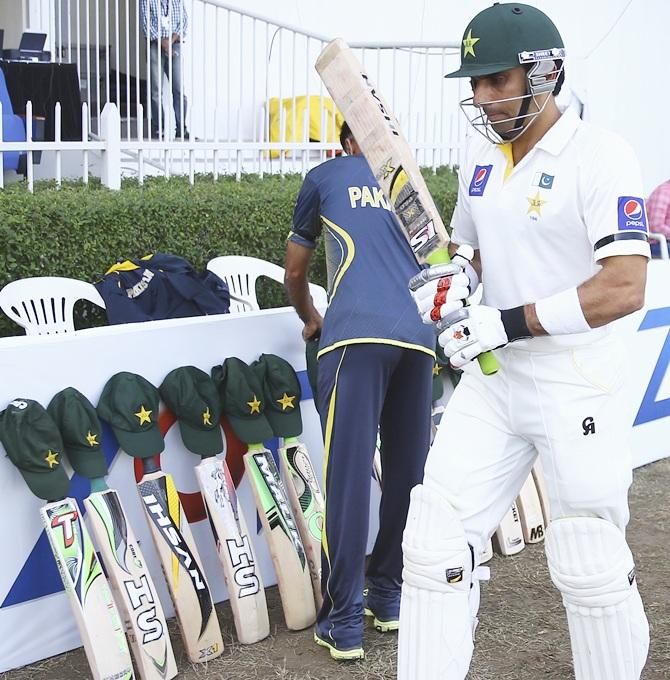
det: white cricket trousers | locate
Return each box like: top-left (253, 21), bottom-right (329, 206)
top-left (424, 334), bottom-right (633, 548)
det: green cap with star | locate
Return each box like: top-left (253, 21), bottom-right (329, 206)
top-left (251, 354), bottom-right (303, 438)
top-left (0, 399), bottom-right (70, 500)
top-left (212, 357), bottom-right (273, 445)
top-left (432, 364), bottom-right (445, 403)
top-left (97, 372), bottom-right (165, 459)
top-left (446, 3), bottom-right (564, 79)
top-left (435, 340), bottom-right (450, 367)
top-left (47, 387), bottom-right (108, 479)
top-left (159, 366), bottom-right (223, 457)
top-left (305, 337), bottom-right (320, 403)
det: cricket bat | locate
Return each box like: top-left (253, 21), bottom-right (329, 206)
top-left (372, 442), bottom-right (383, 489)
top-left (277, 437), bottom-right (325, 609)
top-left (531, 459), bottom-right (551, 526)
top-left (40, 498), bottom-right (134, 680)
top-left (492, 502), bottom-right (525, 556)
top-left (516, 473), bottom-right (545, 544)
top-left (479, 538), bottom-right (493, 564)
top-left (244, 446), bottom-right (316, 630)
top-left (137, 457), bottom-right (223, 663)
top-left (316, 37), bottom-right (498, 375)
top-left (194, 455), bottom-right (270, 644)
top-left (430, 405), bottom-right (445, 445)
top-left (84, 485), bottom-right (177, 679)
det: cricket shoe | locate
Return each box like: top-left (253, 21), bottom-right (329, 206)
top-left (313, 626), bottom-right (364, 661)
top-left (363, 587), bottom-right (400, 632)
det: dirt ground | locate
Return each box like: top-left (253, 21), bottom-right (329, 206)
top-left (3, 458), bottom-right (669, 680)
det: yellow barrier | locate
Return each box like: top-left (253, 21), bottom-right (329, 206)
top-left (268, 95), bottom-right (343, 158)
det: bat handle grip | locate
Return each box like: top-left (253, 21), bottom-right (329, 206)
top-left (425, 247), bottom-right (499, 375)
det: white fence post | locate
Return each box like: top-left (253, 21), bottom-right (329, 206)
top-left (100, 102), bottom-right (121, 190)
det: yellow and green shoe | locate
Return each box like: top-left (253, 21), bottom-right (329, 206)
top-left (363, 587), bottom-right (400, 632)
top-left (313, 631), bottom-right (364, 660)
top-left (363, 607), bottom-right (399, 632)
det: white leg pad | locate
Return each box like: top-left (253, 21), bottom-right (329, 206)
top-left (545, 517), bottom-right (649, 680)
top-left (398, 484), bottom-right (474, 680)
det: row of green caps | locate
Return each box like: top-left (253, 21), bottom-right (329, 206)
top-left (0, 354), bottom-right (302, 501)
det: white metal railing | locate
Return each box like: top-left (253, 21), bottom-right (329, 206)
top-left (1, 0), bottom-right (462, 188)
top-left (648, 232), bottom-right (669, 260)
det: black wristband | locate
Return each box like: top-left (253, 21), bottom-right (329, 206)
top-left (500, 306), bottom-right (532, 342)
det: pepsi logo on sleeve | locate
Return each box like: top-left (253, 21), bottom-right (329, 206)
top-left (617, 196), bottom-right (648, 231)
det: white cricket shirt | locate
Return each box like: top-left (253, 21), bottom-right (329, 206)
top-left (451, 107), bottom-right (650, 313)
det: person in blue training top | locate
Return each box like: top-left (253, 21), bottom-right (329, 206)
top-left (284, 122), bottom-right (435, 660)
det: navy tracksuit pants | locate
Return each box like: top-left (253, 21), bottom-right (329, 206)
top-left (315, 342), bottom-right (433, 648)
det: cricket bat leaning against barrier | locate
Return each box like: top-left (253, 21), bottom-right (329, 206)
top-left (479, 538), bottom-right (494, 564)
top-left (194, 455), bottom-right (270, 644)
top-left (516, 474), bottom-right (545, 544)
top-left (84, 485), bottom-right (177, 680)
top-left (316, 37), bottom-right (498, 375)
top-left (531, 458), bottom-right (551, 526)
top-left (278, 437), bottom-right (325, 609)
top-left (137, 457), bottom-right (223, 663)
top-left (40, 498), bottom-right (134, 680)
top-left (492, 502), bottom-right (525, 556)
top-left (372, 442), bottom-right (383, 489)
top-left (244, 445), bottom-right (317, 630)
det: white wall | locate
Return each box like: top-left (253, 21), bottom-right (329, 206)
top-left (0, 0), bottom-right (27, 48)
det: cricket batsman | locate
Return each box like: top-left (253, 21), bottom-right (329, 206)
top-left (398, 4), bottom-right (650, 679)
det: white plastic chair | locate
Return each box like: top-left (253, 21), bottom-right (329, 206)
top-left (0, 277), bottom-right (106, 335)
top-left (207, 255), bottom-right (328, 313)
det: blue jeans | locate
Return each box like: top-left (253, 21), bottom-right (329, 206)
top-left (149, 40), bottom-right (187, 136)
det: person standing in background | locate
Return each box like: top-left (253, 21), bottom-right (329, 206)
top-left (646, 178), bottom-right (670, 255)
top-left (285, 123), bottom-right (434, 661)
top-left (140, 0), bottom-right (190, 140)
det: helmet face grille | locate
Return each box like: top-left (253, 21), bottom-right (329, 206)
top-left (458, 60), bottom-right (564, 144)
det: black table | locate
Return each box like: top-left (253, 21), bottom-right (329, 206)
top-left (0, 61), bottom-right (82, 141)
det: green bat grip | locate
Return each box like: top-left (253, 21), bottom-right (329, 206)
top-left (424, 247), bottom-right (499, 376)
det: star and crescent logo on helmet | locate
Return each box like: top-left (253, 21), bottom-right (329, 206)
top-left (462, 29), bottom-right (480, 58)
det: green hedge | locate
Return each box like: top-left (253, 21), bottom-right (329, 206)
top-left (0, 168), bottom-right (458, 337)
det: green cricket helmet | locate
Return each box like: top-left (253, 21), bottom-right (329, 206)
top-left (447, 3), bottom-right (565, 143)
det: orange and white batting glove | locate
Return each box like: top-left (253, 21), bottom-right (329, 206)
top-left (408, 245), bottom-right (479, 325)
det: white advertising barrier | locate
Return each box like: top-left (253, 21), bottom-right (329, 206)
top-left (1, 259), bottom-right (670, 672)
top-left (0, 307), bottom-right (383, 672)
top-left (613, 260), bottom-right (670, 467)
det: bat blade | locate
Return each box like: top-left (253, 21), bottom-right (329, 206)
top-left (492, 502), bottom-right (525, 556)
top-left (430, 405), bottom-right (445, 445)
top-left (531, 459), bottom-right (551, 526)
top-left (372, 442), bottom-right (383, 489)
top-left (244, 448), bottom-right (316, 630)
top-left (278, 441), bottom-right (325, 609)
top-left (194, 456), bottom-right (270, 644)
top-left (40, 498), bottom-right (134, 680)
top-left (516, 474), bottom-right (545, 544)
top-left (138, 466), bottom-right (223, 663)
top-left (316, 38), bottom-right (499, 376)
top-left (479, 538), bottom-right (494, 564)
top-left (84, 489), bottom-right (177, 680)
top-left (316, 38), bottom-right (449, 262)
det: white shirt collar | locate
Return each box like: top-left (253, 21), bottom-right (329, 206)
top-left (534, 106), bottom-right (581, 156)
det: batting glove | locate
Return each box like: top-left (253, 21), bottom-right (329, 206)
top-left (438, 305), bottom-right (531, 369)
top-left (408, 245), bottom-right (478, 325)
